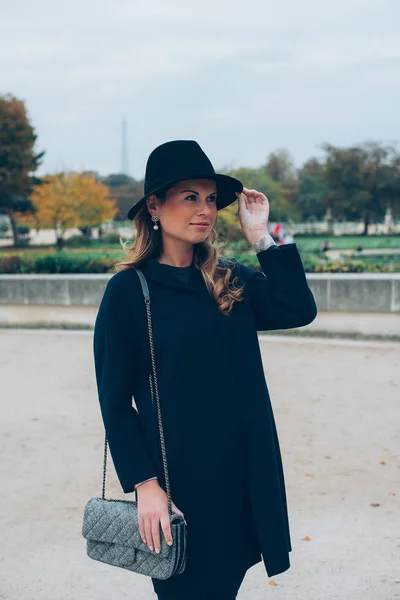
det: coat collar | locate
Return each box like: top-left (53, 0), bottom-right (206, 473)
top-left (139, 255), bottom-right (206, 293)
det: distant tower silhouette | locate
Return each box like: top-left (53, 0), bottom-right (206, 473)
top-left (121, 119), bottom-right (129, 175)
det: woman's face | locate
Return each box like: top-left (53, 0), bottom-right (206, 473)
top-left (147, 178), bottom-right (218, 244)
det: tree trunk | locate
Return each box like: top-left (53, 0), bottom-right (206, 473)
top-left (9, 214), bottom-right (20, 246)
top-left (55, 234), bottom-right (65, 251)
top-left (363, 214), bottom-right (369, 236)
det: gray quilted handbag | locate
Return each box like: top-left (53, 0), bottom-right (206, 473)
top-left (82, 268), bottom-right (187, 579)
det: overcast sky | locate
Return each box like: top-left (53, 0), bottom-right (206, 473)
top-left (1, 0), bottom-right (399, 179)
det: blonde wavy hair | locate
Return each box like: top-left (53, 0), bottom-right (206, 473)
top-left (114, 188), bottom-right (245, 316)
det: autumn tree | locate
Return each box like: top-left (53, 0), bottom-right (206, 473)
top-left (30, 172), bottom-right (118, 248)
top-left (0, 94), bottom-right (44, 245)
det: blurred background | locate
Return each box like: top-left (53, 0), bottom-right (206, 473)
top-left (0, 0), bottom-right (399, 279)
top-left (0, 1), bottom-right (399, 599)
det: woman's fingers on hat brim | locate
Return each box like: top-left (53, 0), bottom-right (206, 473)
top-left (237, 190), bottom-right (253, 204)
top-left (241, 188), bottom-right (267, 203)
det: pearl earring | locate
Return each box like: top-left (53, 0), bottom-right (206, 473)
top-left (152, 215), bottom-right (160, 230)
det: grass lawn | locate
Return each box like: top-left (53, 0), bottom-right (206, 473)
top-left (295, 235), bottom-right (400, 252)
top-left (0, 236), bottom-right (399, 266)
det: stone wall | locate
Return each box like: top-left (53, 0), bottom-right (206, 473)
top-left (0, 273), bottom-right (399, 335)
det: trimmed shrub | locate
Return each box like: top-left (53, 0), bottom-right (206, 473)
top-left (0, 246), bottom-right (397, 274)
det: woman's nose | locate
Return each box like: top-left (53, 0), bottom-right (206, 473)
top-left (197, 203), bottom-right (212, 216)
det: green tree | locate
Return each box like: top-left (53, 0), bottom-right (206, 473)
top-left (264, 149), bottom-right (297, 183)
top-left (104, 173), bottom-right (136, 187)
top-left (295, 158), bottom-right (329, 220)
top-left (0, 94), bottom-right (44, 244)
top-left (322, 142), bottom-right (400, 234)
top-left (262, 149), bottom-right (299, 217)
top-left (229, 166), bottom-right (299, 223)
top-left (101, 174), bottom-right (144, 220)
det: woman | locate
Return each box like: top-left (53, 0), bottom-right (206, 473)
top-left (93, 140), bottom-right (318, 599)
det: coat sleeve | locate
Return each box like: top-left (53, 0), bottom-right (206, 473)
top-left (235, 243), bottom-right (318, 331)
top-left (93, 272), bottom-right (159, 494)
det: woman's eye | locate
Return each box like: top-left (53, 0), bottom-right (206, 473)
top-left (185, 195), bottom-right (217, 202)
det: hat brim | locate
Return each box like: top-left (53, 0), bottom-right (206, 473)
top-left (127, 173), bottom-right (243, 220)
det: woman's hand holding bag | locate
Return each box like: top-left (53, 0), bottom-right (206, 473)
top-left (137, 479), bottom-right (187, 553)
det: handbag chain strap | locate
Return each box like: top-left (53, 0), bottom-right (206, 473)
top-left (102, 268), bottom-right (173, 516)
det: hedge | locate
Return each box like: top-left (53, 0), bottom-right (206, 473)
top-left (0, 251), bottom-right (397, 274)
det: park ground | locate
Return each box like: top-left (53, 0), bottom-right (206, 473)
top-left (0, 331), bottom-right (399, 600)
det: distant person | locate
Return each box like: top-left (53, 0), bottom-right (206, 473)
top-left (272, 223), bottom-right (287, 245)
top-left (272, 222), bottom-right (283, 238)
top-left (283, 232), bottom-right (294, 244)
top-left (356, 245), bottom-right (363, 253)
top-left (322, 240), bottom-right (330, 252)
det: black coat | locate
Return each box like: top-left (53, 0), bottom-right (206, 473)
top-left (93, 243), bottom-right (318, 597)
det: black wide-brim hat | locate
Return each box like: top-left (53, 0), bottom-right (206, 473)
top-left (127, 140), bottom-right (243, 220)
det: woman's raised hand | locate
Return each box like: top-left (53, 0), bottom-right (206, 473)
top-left (236, 186), bottom-right (270, 245)
top-left (136, 479), bottom-right (186, 553)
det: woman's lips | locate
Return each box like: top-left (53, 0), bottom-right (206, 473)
top-left (190, 223), bottom-right (209, 229)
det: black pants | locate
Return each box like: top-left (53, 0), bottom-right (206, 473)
top-left (156, 567), bottom-right (247, 600)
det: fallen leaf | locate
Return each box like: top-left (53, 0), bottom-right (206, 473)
top-left (305, 473), bottom-right (314, 477)
top-left (324, 456), bottom-right (332, 459)
top-left (268, 580), bottom-right (278, 586)
top-left (389, 492), bottom-right (396, 496)
top-left (301, 536), bottom-right (311, 541)
top-left (370, 503), bottom-right (380, 507)
top-left (380, 460), bottom-right (387, 465)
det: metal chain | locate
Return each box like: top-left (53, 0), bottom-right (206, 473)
top-left (145, 297), bottom-right (173, 515)
top-left (101, 287), bottom-right (173, 515)
top-left (101, 434), bottom-right (136, 504)
top-left (149, 373), bottom-right (154, 408)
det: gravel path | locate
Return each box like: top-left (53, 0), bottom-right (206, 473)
top-left (0, 331), bottom-right (399, 600)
